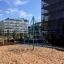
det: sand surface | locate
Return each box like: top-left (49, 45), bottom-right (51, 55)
top-left (0, 44), bottom-right (64, 64)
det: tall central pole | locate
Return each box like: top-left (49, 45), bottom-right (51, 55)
top-left (33, 16), bottom-right (35, 50)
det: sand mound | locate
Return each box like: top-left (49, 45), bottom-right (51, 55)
top-left (0, 44), bottom-right (64, 64)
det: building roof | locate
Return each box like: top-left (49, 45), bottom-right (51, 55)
top-left (5, 18), bottom-right (28, 22)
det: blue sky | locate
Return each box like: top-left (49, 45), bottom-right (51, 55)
top-left (0, 0), bottom-right (41, 22)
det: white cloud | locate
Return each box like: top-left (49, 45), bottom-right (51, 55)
top-left (38, 16), bottom-right (41, 20)
top-left (5, 8), bottom-right (32, 19)
top-left (37, 16), bottom-right (41, 22)
top-left (4, 0), bottom-right (30, 6)
top-left (5, 10), bottom-right (10, 14)
top-left (15, 0), bottom-right (29, 5)
top-left (5, 8), bottom-right (18, 14)
top-left (8, 8), bottom-right (18, 12)
top-left (19, 10), bottom-right (32, 18)
top-left (15, 0), bottom-right (22, 5)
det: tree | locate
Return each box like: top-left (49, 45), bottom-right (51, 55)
top-left (7, 30), bottom-right (10, 40)
top-left (12, 31), bottom-right (16, 39)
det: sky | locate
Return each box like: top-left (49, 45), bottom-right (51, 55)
top-left (0, 0), bottom-right (41, 23)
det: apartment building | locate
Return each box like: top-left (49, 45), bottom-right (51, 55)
top-left (0, 18), bottom-right (28, 34)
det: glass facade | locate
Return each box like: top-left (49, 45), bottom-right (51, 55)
top-left (41, 0), bottom-right (64, 37)
top-left (42, 0), bottom-right (64, 21)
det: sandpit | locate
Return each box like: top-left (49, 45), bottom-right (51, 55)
top-left (0, 44), bottom-right (64, 64)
